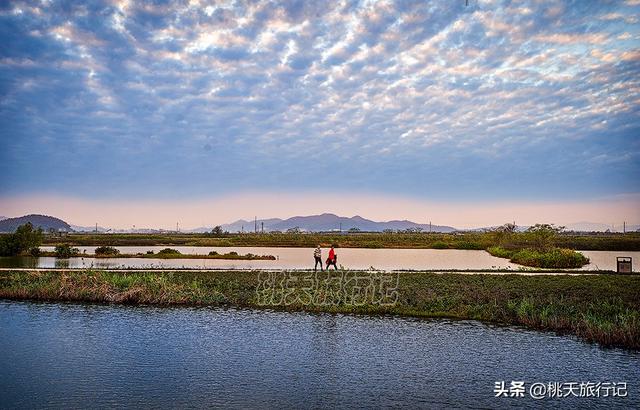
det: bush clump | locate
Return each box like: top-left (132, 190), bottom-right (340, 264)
top-left (158, 248), bottom-right (181, 255)
top-left (94, 246), bottom-right (120, 256)
top-left (457, 241), bottom-right (484, 250)
top-left (55, 244), bottom-right (80, 258)
top-left (431, 241), bottom-right (449, 249)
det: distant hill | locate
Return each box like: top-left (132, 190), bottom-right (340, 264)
top-left (221, 213), bottom-right (455, 233)
top-left (220, 218), bottom-right (284, 233)
top-left (0, 214), bottom-right (71, 233)
top-left (70, 224), bottom-right (110, 233)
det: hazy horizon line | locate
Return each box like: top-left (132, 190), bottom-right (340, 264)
top-left (1, 191), bottom-right (639, 230)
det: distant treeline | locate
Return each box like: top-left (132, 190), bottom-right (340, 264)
top-left (39, 231), bottom-right (640, 251)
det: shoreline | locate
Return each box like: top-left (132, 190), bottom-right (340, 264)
top-left (0, 267), bottom-right (627, 275)
top-left (36, 252), bottom-right (276, 260)
top-left (39, 232), bottom-right (640, 251)
top-left (1, 269), bottom-right (638, 349)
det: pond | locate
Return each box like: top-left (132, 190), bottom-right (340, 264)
top-left (0, 247), bottom-right (637, 271)
top-left (0, 300), bottom-right (637, 408)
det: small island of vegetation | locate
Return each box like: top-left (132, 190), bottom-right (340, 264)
top-left (36, 246), bottom-right (277, 261)
top-left (485, 223), bottom-right (590, 268)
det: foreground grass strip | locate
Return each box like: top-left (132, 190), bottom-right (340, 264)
top-left (1, 270), bottom-right (638, 349)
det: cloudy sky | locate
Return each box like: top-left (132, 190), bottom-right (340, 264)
top-left (1, 0), bottom-right (639, 228)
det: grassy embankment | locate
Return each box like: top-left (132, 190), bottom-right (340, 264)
top-left (1, 269), bottom-right (638, 349)
top-left (41, 232), bottom-right (640, 250)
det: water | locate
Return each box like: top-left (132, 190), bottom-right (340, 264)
top-left (0, 300), bottom-right (638, 409)
top-left (1, 247), bottom-right (638, 271)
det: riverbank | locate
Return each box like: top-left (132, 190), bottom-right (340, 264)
top-left (1, 269), bottom-right (638, 349)
top-left (40, 232), bottom-right (640, 251)
top-left (37, 251), bottom-right (276, 260)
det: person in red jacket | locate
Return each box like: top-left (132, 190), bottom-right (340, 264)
top-left (326, 245), bottom-right (338, 270)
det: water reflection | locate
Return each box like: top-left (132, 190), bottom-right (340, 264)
top-left (0, 247), bottom-right (638, 271)
top-left (1, 301), bottom-right (638, 409)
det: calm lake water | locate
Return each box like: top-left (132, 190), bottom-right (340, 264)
top-left (0, 247), bottom-right (638, 271)
top-left (0, 300), bottom-right (638, 409)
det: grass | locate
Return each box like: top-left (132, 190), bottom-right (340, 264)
top-left (487, 246), bottom-right (590, 268)
top-left (1, 269), bottom-right (638, 349)
top-left (38, 232), bottom-right (640, 251)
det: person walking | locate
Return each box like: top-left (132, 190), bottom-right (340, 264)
top-left (314, 245), bottom-right (323, 271)
top-left (326, 245), bottom-right (338, 270)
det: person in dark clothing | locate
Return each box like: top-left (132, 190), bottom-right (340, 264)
top-left (326, 245), bottom-right (338, 270)
top-left (313, 245), bottom-right (323, 271)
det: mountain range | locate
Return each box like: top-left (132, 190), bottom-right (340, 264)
top-left (0, 214), bottom-right (637, 233)
top-left (216, 213), bottom-right (456, 233)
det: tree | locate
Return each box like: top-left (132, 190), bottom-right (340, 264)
top-left (0, 223), bottom-right (44, 256)
top-left (211, 226), bottom-right (224, 235)
top-left (286, 227), bottom-right (301, 234)
top-left (490, 223), bottom-right (517, 246)
top-left (348, 227), bottom-right (361, 232)
top-left (525, 224), bottom-right (564, 251)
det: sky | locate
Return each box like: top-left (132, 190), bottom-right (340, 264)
top-left (0, 0), bottom-right (639, 228)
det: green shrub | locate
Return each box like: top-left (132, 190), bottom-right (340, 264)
top-left (208, 251), bottom-right (219, 256)
top-left (457, 241), bottom-right (484, 250)
top-left (94, 246), bottom-right (120, 256)
top-left (431, 241), bottom-right (449, 249)
top-left (55, 244), bottom-right (80, 258)
top-left (487, 246), bottom-right (513, 259)
top-left (158, 248), bottom-right (181, 255)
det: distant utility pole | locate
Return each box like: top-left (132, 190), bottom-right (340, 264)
top-left (339, 222), bottom-right (342, 233)
top-left (261, 222), bottom-right (264, 233)
top-left (176, 222), bottom-right (179, 233)
top-left (254, 216), bottom-right (257, 233)
top-left (95, 223), bottom-right (98, 233)
top-left (624, 221), bottom-right (626, 234)
top-left (241, 225), bottom-right (244, 233)
top-left (429, 221), bottom-right (432, 233)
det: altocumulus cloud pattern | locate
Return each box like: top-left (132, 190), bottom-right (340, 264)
top-left (0, 0), bottom-right (639, 200)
